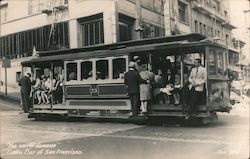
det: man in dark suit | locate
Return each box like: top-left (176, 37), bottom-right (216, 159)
top-left (124, 62), bottom-right (147, 116)
top-left (18, 72), bottom-right (33, 113)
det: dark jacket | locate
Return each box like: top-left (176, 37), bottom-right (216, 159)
top-left (18, 76), bottom-right (32, 94)
top-left (124, 69), bottom-right (147, 94)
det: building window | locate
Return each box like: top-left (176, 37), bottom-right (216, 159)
top-left (118, 14), bottom-right (134, 42)
top-left (199, 22), bottom-right (202, 34)
top-left (78, 13), bottom-right (104, 46)
top-left (203, 24), bottom-right (206, 35)
top-left (0, 4), bottom-right (7, 23)
top-left (211, 27), bottom-right (214, 37)
top-left (226, 34), bottom-right (229, 46)
top-left (178, 1), bottom-right (188, 25)
top-left (194, 20), bottom-right (198, 32)
top-left (0, 22), bottom-right (69, 59)
top-left (143, 23), bottom-right (163, 38)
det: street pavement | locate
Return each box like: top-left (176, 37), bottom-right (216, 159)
top-left (0, 99), bottom-right (249, 159)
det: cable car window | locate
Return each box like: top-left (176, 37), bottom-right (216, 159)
top-left (96, 60), bottom-right (109, 80)
top-left (81, 61), bottom-right (93, 81)
top-left (113, 58), bottom-right (126, 80)
top-left (209, 50), bottom-right (216, 75)
top-left (66, 62), bottom-right (77, 81)
top-left (217, 52), bottom-right (224, 76)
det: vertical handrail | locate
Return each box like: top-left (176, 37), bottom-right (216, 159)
top-left (31, 64), bottom-right (35, 112)
top-left (50, 62), bottom-right (54, 112)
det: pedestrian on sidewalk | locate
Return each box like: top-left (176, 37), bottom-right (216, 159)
top-left (18, 71), bottom-right (33, 113)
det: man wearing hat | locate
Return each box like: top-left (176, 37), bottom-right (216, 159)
top-left (124, 61), bottom-right (147, 116)
top-left (18, 71), bottom-right (33, 113)
top-left (133, 56), bottom-right (141, 72)
top-left (187, 58), bottom-right (207, 118)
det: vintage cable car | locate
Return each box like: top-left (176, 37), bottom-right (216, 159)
top-left (22, 33), bottom-right (231, 124)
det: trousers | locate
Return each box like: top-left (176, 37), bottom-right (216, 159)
top-left (188, 87), bottom-right (203, 115)
top-left (21, 90), bottom-right (31, 113)
top-left (128, 93), bottom-right (140, 116)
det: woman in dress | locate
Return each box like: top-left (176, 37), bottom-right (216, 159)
top-left (139, 64), bottom-right (154, 114)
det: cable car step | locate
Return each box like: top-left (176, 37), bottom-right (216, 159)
top-left (31, 110), bottom-right (68, 114)
top-left (148, 112), bottom-right (210, 117)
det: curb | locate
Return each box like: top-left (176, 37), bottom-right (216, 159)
top-left (0, 93), bottom-right (20, 104)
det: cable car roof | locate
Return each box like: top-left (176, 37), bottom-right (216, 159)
top-left (22, 33), bottom-right (212, 66)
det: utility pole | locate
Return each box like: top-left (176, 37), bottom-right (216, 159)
top-left (2, 57), bottom-right (11, 95)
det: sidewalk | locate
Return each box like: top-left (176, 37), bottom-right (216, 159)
top-left (0, 86), bottom-right (21, 104)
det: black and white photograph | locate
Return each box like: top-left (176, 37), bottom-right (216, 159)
top-left (0, 0), bottom-right (249, 159)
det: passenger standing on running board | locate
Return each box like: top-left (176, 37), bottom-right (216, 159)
top-left (124, 62), bottom-right (148, 117)
top-left (187, 58), bottom-right (207, 118)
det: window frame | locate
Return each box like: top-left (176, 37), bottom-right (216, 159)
top-left (65, 61), bottom-right (79, 82)
top-left (95, 58), bottom-right (111, 83)
top-left (178, 0), bottom-right (189, 25)
top-left (80, 60), bottom-right (94, 82)
top-left (64, 55), bottom-right (128, 85)
top-left (78, 13), bottom-right (104, 47)
top-left (111, 56), bottom-right (128, 82)
top-left (208, 49), bottom-right (216, 76)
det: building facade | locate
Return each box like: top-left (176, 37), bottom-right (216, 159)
top-left (0, 0), bottom-right (238, 89)
top-left (228, 0), bottom-right (250, 83)
top-left (0, 0), bottom-right (166, 88)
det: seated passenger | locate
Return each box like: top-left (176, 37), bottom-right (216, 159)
top-left (153, 69), bottom-right (169, 104)
top-left (68, 71), bottom-right (76, 81)
top-left (40, 75), bottom-right (50, 104)
top-left (172, 73), bottom-right (181, 105)
top-left (33, 75), bottom-right (42, 105)
top-left (53, 74), bottom-right (63, 104)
